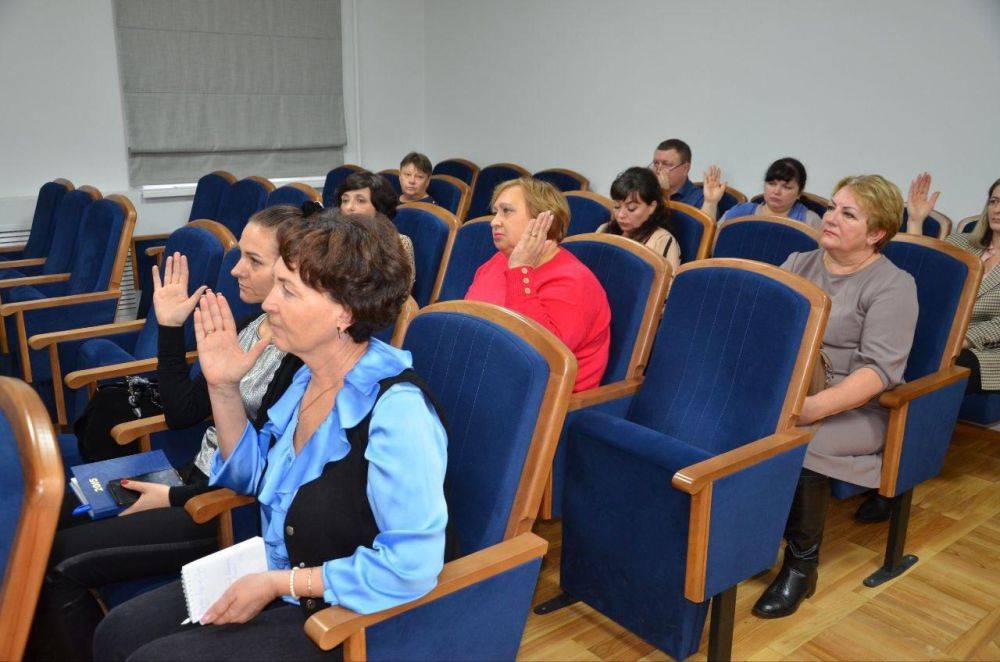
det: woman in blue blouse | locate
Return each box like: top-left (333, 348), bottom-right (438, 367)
top-left (720, 157), bottom-right (822, 228)
top-left (94, 211), bottom-right (450, 661)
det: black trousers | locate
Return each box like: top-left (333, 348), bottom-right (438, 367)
top-left (957, 348), bottom-right (993, 393)
top-left (93, 580), bottom-right (342, 661)
top-left (27, 505), bottom-right (217, 662)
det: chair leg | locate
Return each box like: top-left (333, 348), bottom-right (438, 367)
top-left (708, 585), bottom-right (736, 662)
top-left (532, 591), bottom-right (579, 615)
top-left (863, 489), bottom-right (918, 587)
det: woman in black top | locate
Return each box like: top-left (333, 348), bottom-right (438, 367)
top-left (27, 205), bottom-right (311, 662)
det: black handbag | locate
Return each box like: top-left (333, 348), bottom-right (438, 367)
top-left (72, 376), bottom-right (163, 462)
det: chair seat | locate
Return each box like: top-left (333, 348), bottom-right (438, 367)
top-left (959, 392), bottom-right (1000, 425)
top-left (99, 575), bottom-right (178, 610)
top-left (829, 479), bottom-right (868, 499)
top-left (77, 338), bottom-right (139, 372)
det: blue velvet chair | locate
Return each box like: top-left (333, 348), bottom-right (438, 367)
top-left (378, 169), bottom-right (402, 195)
top-left (0, 186), bottom-right (100, 280)
top-left (434, 218), bottom-right (495, 303)
top-left (322, 164), bottom-right (365, 207)
top-left (542, 233), bottom-right (671, 519)
top-left (427, 174), bottom-right (470, 220)
top-left (712, 215), bottom-right (821, 266)
top-left (394, 202), bottom-right (460, 306)
top-left (465, 163), bottom-right (531, 220)
top-left (182, 300), bottom-right (576, 660)
top-left (956, 214), bottom-right (978, 234)
top-left (0, 194), bottom-right (134, 398)
top-left (668, 200), bottom-right (715, 263)
top-left (566, 191), bottom-right (612, 236)
top-left (901, 208), bottom-right (952, 239)
top-left (751, 192), bottom-right (831, 220)
top-left (0, 376), bottom-right (63, 661)
top-left (828, 234), bottom-right (980, 587)
top-left (30, 221), bottom-right (235, 431)
top-left (534, 168), bottom-right (590, 192)
top-left (0, 178), bottom-right (73, 264)
top-left (432, 157), bottom-right (479, 189)
top-left (371, 295), bottom-right (418, 346)
top-left (695, 183), bottom-right (746, 219)
top-left (265, 182), bottom-right (320, 208)
top-left (537, 258), bottom-right (830, 660)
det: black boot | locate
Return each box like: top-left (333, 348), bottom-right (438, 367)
top-left (753, 468), bottom-right (829, 619)
top-left (854, 490), bottom-right (891, 523)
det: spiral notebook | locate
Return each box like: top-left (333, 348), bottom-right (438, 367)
top-left (181, 536), bottom-right (268, 624)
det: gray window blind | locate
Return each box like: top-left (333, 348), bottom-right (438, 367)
top-left (114, 0), bottom-right (346, 185)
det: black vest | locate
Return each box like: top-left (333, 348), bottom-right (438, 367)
top-left (280, 369), bottom-right (459, 615)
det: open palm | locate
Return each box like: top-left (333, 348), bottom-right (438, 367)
top-left (907, 172), bottom-right (940, 226)
top-left (194, 292), bottom-right (269, 386)
top-left (702, 165), bottom-right (726, 204)
top-left (151, 253), bottom-right (206, 327)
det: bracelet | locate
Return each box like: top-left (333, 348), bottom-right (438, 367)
top-left (289, 567), bottom-right (299, 600)
top-left (306, 567), bottom-right (313, 597)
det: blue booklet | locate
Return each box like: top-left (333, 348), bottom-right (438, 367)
top-left (70, 450), bottom-right (183, 519)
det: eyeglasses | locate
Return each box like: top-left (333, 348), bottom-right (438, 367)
top-left (649, 160), bottom-right (685, 173)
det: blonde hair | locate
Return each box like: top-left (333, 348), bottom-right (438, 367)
top-left (968, 178), bottom-right (1000, 248)
top-left (832, 175), bottom-right (903, 251)
top-left (491, 177), bottom-right (570, 242)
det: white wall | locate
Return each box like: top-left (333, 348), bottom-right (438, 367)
top-left (421, 0), bottom-right (1000, 220)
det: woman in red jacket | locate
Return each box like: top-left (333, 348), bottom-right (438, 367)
top-left (465, 177), bottom-right (611, 391)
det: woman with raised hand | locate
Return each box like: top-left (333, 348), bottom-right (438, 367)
top-left (29, 205), bottom-right (310, 661)
top-left (94, 210), bottom-right (450, 661)
top-left (598, 166), bottom-right (682, 271)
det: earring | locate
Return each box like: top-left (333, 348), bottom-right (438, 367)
top-left (336, 327), bottom-right (342, 339)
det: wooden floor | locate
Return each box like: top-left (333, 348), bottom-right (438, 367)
top-left (520, 429), bottom-right (1000, 661)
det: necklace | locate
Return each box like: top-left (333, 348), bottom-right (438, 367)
top-left (299, 379), bottom-right (342, 417)
top-left (298, 341), bottom-right (368, 418)
top-left (823, 250), bottom-right (878, 275)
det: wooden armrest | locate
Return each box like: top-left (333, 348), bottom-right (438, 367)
top-left (0, 244), bottom-right (26, 255)
top-left (111, 414), bottom-right (169, 446)
top-left (64, 351), bottom-right (197, 389)
top-left (29, 318), bottom-right (144, 349)
top-left (185, 488), bottom-right (256, 524)
top-left (145, 246), bottom-right (166, 258)
top-left (672, 427), bottom-right (813, 494)
top-left (0, 272), bottom-right (70, 289)
top-left (305, 533), bottom-right (548, 652)
top-left (0, 289), bottom-right (120, 315)
top-left (133, 232), bottom-right (171, 243)
top-left (568, 377), bottom-right (643, 411)
top-left (0, 257), bottom-right (45, 269)
top-left (878, 365), bottom-right (969, 409)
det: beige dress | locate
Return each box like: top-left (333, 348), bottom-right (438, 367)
top-left (781, 250), bottom-right (918, 487)
top-left (597, 223), bottom-right (681, 272)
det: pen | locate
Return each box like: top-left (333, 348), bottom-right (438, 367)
top-left (180, 618), bottom-right (191, 626)
top-left (72, 504), bottom-right (91, 516)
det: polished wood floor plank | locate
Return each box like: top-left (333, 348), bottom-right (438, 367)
top-left (520, 429), bottom-right (1000, 660)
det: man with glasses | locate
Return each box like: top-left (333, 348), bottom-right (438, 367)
top-left (651, 138), bottom-right (725, 220)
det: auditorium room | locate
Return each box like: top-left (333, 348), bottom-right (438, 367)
top-left (0, 0), bottom-right (997, 660)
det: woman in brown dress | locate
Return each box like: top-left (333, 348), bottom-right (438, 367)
top-left (754, 174), bottom-right (919, 619)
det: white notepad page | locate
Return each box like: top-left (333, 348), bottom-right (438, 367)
top-left (181, 536), bottom-right (268, 624)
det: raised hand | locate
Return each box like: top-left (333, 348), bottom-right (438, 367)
top-left (194, 291), bottom-right (270, 387)
top-left (702, 165), bottom-right (727, 205)
top-left (906, 172), bottom-right (940, 231)
top-left (508, 211), bottom-right (556, 270)
top-left (152, 253), bottom-right (207, 327)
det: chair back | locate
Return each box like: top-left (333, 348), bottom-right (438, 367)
top-left (188, 171), bottom-right (235, 222)
top-left (534, 168), bottom-right (590, 192)
top-left (427, 174), bottom-right (471, 220)
top-left (134, 223), bottom-right (233, 359)
top-left (322, 164), bottom-right (365, 207)
top-left (19, 179), bottom-right (73, 259)
top-left (712, 215), bottom-right (820, 266)
top-left (901, 208), bottom-right (951, 239)
top-left (0, 378), bottom-right (63, 661)
top-left (566, 191), bottom-right (612, 236)
top-left (393, 203), bottom-right (459, 306)
top-left (265, 183), bottom-right (319, 208)
top-left (434, 217), bottom-right (495, 303)
top-left (216, 247), bottom-right (262, 324)
top-left (667, 201), bottom-right (715, 263)
top-left (957, 214), bottom-right (978, 234)
top-left (466, 163), bottom-right (531, 220)
top-left (378, 169), bottom-right (402, 195)
top-left (432, 158), bottom-right (479, 188)
top-left (214, 177), bottom-right (273, 238)
top-left (882, 235), bottom-right (981, 381)
top-left (562, 234), bottom-right (670, 382)
top-left (629, 259), bottom-right (829, 454)
top-left (38, 186), bottom-right (102, 276)
top-left (371, 296), bottom-right (418, 347)
top-left (402, 301), bottom-right (575, 553)
top-left (65, 195), bottom-right (136, 295)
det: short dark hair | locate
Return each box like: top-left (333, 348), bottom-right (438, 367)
top-left (655, 138), bottom-right (692, 164)
top-left (334, 171), bottom-right (399, 219)
top-left (400, 151), bottom-right (433, 175)
top-left (606, 167), bottom-right (677, 245)
top-left (276, 210), bottom-right (412, 342)
top-left (764, 157), bottom-right (808, 191)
